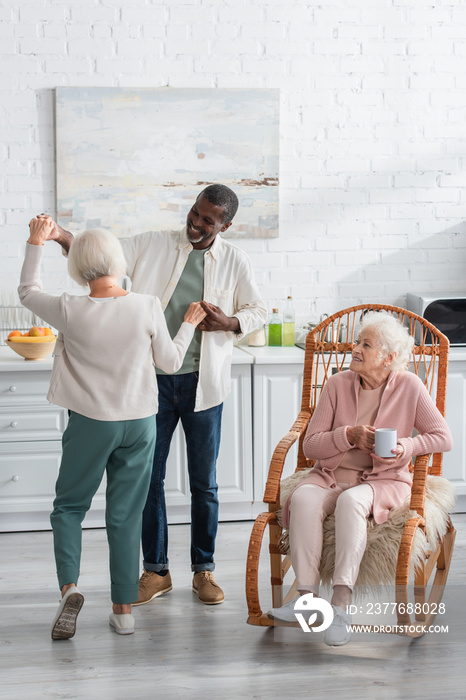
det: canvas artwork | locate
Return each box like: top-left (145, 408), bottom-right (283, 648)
top-left (55, 87), bottom-right (279, 239)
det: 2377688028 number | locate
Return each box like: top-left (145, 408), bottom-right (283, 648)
top-left (348, 602), bottom-right (446, 616)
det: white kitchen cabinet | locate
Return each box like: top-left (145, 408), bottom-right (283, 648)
top-left (239, 346), bottom-right (305, 510)
top-left (0, 441), bottom-right (63, 531)
top-left (0, 404), bottom-right (66, 442)
top-left (0, 347), bottom-right (254, 531)
top-left (0, 353), bottom-right (69, 532)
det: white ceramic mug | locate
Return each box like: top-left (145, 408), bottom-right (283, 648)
top-left (374, 428), bottom-right (397, 458)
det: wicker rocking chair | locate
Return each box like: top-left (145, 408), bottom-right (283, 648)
top-left (245, 304), bottom-right (456, 637)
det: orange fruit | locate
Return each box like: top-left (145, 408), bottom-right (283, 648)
top-left (8, 330), bottom-right (22, 339)
top-left (28, 326), bottom-right (45, 337)
top-left (43, 327), bottom-right (54, 335)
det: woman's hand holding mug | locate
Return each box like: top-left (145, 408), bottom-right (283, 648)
top-left (370, 429), bottom-right (403, 464)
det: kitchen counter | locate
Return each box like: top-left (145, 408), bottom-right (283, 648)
top-left (237, 344), bottom-right (305, 364)
top-left (0, 346), bottom-right (55, 372)
top-left (3, 339), bottom-right (463, 369)
top-left (238, 344), bottom-right (466, 363)
top-left (231, 346), bottom-right (254, 364)
top-left (0, 345), bottom-right (253, 371)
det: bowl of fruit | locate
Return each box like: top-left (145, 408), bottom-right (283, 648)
top-left (6, 327), bottom-right (57, 360)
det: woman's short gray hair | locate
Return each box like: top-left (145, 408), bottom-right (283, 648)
top-left (360, 312), bottom-right (414, 371)
top-left (68, 229), bottom-right (126, 286)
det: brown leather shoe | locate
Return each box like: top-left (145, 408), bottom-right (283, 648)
top-left (132, 570), bottom-right (172, 606)
top-left (192, 571), bottom-right (224, 605)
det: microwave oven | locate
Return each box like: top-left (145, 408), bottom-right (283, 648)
top-left (406, 293), bottom-right (466, 346)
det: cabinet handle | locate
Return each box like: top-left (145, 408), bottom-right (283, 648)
top-left (12, 475), bottom-right (20, 482)
top-left (9, 386), bottom-right (17, 393)
top-left (10, 421), bottom-right (18, 428)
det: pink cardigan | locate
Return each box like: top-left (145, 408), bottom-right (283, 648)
top-left (282, 370), bottom-right (452, 526)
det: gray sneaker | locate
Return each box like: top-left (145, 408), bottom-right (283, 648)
top-left (51, 586), bottom-right (84, 640)
top-left (109, 612), bottom-right (135, 635)
top-left (324, 605), bottom-right (352, 646)
top-left (267, 595), bottom-right (301, 622)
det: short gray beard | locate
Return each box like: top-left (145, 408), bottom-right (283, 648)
top-left (188, 233), bottom-right (203, 244)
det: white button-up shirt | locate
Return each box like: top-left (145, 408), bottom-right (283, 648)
top-left (121, 228), bottom-right (267, 411)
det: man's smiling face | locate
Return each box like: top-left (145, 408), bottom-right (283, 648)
top-left (186, 195), bottom-right (232, 249)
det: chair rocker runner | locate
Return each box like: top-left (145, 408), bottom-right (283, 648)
top-left (245, 304), bottom-right (456, 637)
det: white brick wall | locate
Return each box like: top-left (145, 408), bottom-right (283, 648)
top-left (1, 0), bottom-right (465, 332)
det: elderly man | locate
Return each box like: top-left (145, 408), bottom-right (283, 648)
top-left (40, 184), bottom-right (267, 606)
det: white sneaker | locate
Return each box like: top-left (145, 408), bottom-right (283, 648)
top-left (324, 605), bottom-right (352, 646)
top-left (109, 612), bottom-right (135, 635)
top-left (51, 586), bottom-right (84, 640)
top-left (267, 595), bottom-right (301, 622)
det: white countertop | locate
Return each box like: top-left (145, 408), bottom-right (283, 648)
top-left (2, 343), bottom-right (464, 372)
top-left (231, 347), bottom-right (253, 365)
top-left (237, 344), bottom-right (466, 365)
top-left (0, 346), bottom-right (55, 372)
top-left (0, 345), bottom-right (253, 371)
top-left (237, 345), bottom-right (305, 364)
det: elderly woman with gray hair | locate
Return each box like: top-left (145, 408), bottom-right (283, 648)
top-left (268, 312), bottom-right (452, 646)
top-left (19, 217), bottom-right (206, 639)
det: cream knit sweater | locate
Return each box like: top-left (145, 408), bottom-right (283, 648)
top-left (18, 243), bottom-right (195, 421)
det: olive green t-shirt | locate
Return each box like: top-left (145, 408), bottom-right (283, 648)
top-left (156, 247), bottom-right (206, 375)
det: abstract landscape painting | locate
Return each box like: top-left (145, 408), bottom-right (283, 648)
top-left (56, 87), bottom-right (279, 238)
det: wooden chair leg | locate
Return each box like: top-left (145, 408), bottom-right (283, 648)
top-left (246, 511), bottom-right (278, 626)
top-left (414, 563), bottom-right (427, 622)
top-left (395, 516), bottom-right (456, 637)
top-left (269, 518), bottom-right (284, 608)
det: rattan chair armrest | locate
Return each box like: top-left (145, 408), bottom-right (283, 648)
top-left (263, 411), bottom-right (311, 504)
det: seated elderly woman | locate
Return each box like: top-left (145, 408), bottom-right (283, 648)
top-left (19, 217), bottom-right (206, 639)
top-left (268, 312), bottom-right (452, 646)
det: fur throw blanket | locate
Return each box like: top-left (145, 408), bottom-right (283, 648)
top-left (277, 469), bottom-right (456, 590)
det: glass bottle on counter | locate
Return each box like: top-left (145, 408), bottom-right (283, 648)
top-left (268, 308), bottom-right (282, 346)
top-left (282, 296), bottom-right (295, 346)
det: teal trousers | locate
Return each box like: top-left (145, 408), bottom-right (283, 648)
top-left (50, 411), bottom-right (156, 604)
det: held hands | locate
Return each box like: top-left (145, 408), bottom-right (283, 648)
top-left (34, 214), bottom-right (62, 240)
top-left (183, 302), bottom-right (207, 327)
top-left (29, 214), bottom-right (73, 252)
top-left (199, 301), bottom-right (240, 333)
top-left (28, 216), bottom-right (54, 246)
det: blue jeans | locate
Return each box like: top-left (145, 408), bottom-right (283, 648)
top-left (142, 372), bottom-right (223, 573)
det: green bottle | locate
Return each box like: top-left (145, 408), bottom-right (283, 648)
top-left (282, 296), bottom-right (295, 346)
top-left (268, 308), bottom-right (282, 346)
